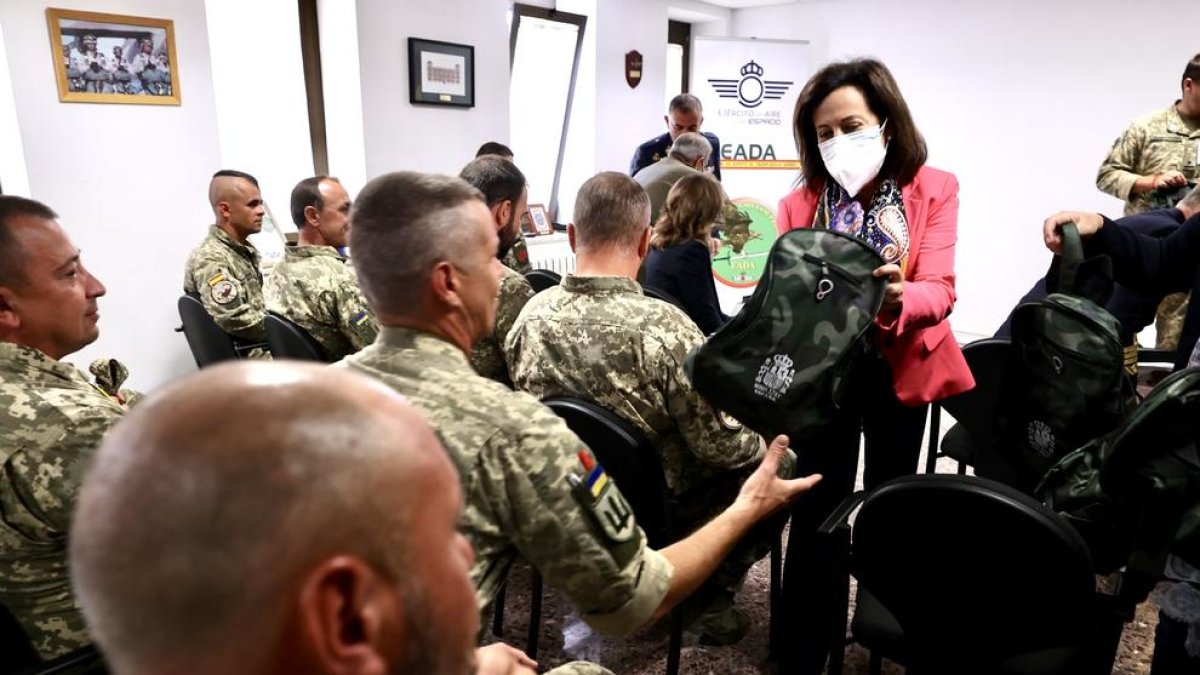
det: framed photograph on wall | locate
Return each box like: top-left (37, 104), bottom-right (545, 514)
top-left (527, 203), bottom-right (553, 236)
top-left (46, 8), bottom-right (181, 105)
top-left (407, 37), bottom-right (474, 107)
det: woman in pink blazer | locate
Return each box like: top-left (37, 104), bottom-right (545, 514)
top-left (778, 59), bottom-right (974, 674)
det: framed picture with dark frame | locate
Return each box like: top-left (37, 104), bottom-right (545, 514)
top-left (46, 7), bottom-right (180, 105)
top-left (527, 203), bottom-right (553, 236)
top-left (407, 37), bottom-right (474, 107)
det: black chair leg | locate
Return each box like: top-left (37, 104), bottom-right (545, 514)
top-left (924, 404), bottom-right (942, 474)
top-left (526, 571), bottom-right (543, 660)
top-left (666, 611), bottom-right (683, 675)
top-left (769, 532), bottom-right (782, 659)
top-left (492, 581), bottom-right (507, 637)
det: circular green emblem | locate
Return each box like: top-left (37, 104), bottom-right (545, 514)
top-left (712, 199), bottom-right (778, 288)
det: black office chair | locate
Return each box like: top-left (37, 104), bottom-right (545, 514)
top-left (524, 269), bottom-right (562, 293)
top-left (823, 474), bottom-right (1103, 675)
top-left (924, 338), bottom-right (1010, 476)
top-left (641, 284), bottom-right (688, 313)
top-left (176, 294), bottom-right (238, 368)
top-left (264, 312), bottom-right (329, 362)
top-left (542, 396), bottom-right (683, 674)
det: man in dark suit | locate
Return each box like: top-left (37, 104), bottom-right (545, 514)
top-left (630, 94), bottom-right (722, 181)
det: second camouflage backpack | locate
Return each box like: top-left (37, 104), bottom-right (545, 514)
top-left (684, 228), bottom-right (885, 444)
top-left (1038, 366), bottom-right (1200, 574)
top-left (996, 223), bottom-right (1136, 489)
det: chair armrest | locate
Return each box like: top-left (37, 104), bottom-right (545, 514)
top-left (817, 491), bottom-right (866, 535)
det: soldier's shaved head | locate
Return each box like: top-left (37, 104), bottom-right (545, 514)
top-left (572, 172), bottom-right (652, 254)
top-left (71, 362), bottom-right (479, 675)
top-left (0, 195), bottom-right (57, 288)
top-left (208, 170), bottom-right (264, 242)
top-left (208, 169), bottom-right (259, 214)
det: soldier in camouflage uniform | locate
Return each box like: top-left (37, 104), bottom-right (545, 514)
top-left (506, 172), bottom-right (783, 644)
top-left (460, 156), bottom-right (536, 385)
top-left (70, 362), bottom-right (603, 675)
top-left (339, 171), bottom-right (819, 651)
top-left (183, 170), bottom-right (270, 358)
top-left (264, 176), bottom-right (376, 360)
top-left (1097, 54), bottom-right (1200, 350)
top-left (0, 196), bottom-right (124, 659)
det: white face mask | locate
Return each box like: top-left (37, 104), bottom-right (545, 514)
top-left (818, 122), bottom-right (887, 198)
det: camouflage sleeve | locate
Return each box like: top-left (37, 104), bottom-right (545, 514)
top-left (6, 406), bottom-right (119, 531)
top-left (188, 253), bottom-right (266, 341)
top-left (328, 267), bottom-right (378, 351)
top-left (1097, 121), bottom-right (1147, 201)
top-left (474, 412), bottom-right (673, 636)
top-left (492, 273), bottom-right (536, 348)
top-left (656, 315), bottom-right (762, 470)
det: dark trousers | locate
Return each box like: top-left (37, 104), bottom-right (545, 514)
top-left (1151, 611), bottom-right (1200, 675)
top-left (779, 353), bottom-right (930, 673)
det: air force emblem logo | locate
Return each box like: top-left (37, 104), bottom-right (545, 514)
top-left (709, 60), bottom-right (792, 109)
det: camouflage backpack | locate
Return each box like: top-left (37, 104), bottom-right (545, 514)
top-left (996, 223), bottom-right (1136, 490)
top-left (684, 228), bottom-right (885, 444)
top-left (1038, 366), bottom-right (1200, 574)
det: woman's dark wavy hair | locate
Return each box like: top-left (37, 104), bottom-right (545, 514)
top-left (793, 58), bottom-right (927, 188)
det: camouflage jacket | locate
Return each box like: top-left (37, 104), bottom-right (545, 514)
top-left (1097, 103), bottom-right (1200, 215)
top-left (341, 327), bottom-right (672, 636)
top-left (505, 275), bottom-right (763, 496)
top-left (183, 226), bottom-right (267, 341)
top-left (0, 343), bottom-right (125, 658)
top-left (263, 244), bottom-right (378, 360)
top-left (469, 266), bottom-right (535, 386)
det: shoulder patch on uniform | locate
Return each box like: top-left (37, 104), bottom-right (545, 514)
top-left (206, 272), bottom-right (226, 287)
top-left (717, 410), bottom-right (743, 431)
top-left (211, 279), bottom-right (238, 305)
top-left (352, 310), bottom-right (371, 327)
top-left (569, 450), bottom-right (636, 543)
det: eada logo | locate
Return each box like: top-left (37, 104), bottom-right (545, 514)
top-left (708, 60), bottom-right (792, 109)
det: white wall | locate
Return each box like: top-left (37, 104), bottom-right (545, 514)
top-left (0, 0), bottom-right (221, 391)
top-left (0, 16), bottom-right (30, 197)
top-left (355, 0), bottom-right (510, 177)
top-left (732, 0), bottom-right (1200, 339)
top-left (205, 0), bottom-right (314, 222)
top-left (318, 0), bottom-right (368, 197)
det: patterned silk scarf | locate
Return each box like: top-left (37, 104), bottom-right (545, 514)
top-left (812, 178), bottom-right (911, 271)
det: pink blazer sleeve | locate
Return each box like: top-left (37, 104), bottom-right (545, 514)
top-left (887, 173), bottom-right (960, 338)
top-left (776, 194), bottom-right (795, 234)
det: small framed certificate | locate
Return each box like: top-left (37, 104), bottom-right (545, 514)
top-left (527, 203), bottom-right (553, 235)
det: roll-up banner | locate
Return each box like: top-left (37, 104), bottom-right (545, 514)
top-left (692, 37), bottom-right (811, 313)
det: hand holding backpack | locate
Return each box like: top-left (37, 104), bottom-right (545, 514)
top-left (685, 228), bottom-right (886, 444)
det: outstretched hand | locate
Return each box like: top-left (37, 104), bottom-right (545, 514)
top-left (734, 435), bottom-right (821, 521)
top-left (474, 643), bottom-right (538, 675)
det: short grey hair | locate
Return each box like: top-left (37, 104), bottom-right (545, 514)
top-left (668, 93), bottom-right (703, 115)
top-left (572, 172), bottom-right (651, 253)
top-left (350, 172), bottom-right (485, 316)
top-left (668, 132), bottom-right (712, 164)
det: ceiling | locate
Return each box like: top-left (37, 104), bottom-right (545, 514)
top-left (693, 0), bottom-right (801, 9)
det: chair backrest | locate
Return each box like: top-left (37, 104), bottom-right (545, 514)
top-left (641, 284), bottom-right (687, 312)
top-left (541, 396), bottom-right (674, 547)
top-left (177, 294), bottom-right (238, 368)
top-left (939, 338), bottom-right (1010, 438)
top-left (852, 474), bottom-right (1095, 674)
top-left (524, 269), bottom-right (562, 293)
top-left (265, 312), bottom-right (329, 362)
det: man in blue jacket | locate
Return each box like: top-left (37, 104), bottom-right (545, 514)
top-left (630, 94), bottom-right (722, 181)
